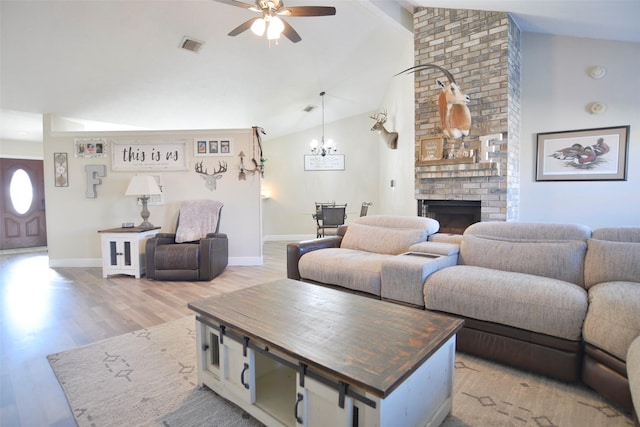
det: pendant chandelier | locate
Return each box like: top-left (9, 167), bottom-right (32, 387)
top-left (310, 91), bottom-right (336, 156)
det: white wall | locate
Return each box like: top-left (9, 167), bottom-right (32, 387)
top-left (519, 34), bottom-right (640, 227)
top-left (42, 116), bottom-right (262, 266)
top-left (377, 38), bottom-right (417, 217)
top-left (261, 113), bottom-right (380, 240)
top-left (261, 36), bottom-right (416, 240)
top-left (0, 139), bottom-right (43, 159)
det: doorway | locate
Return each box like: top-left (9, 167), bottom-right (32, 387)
top-left (0, 158), bottom-right (47, 250)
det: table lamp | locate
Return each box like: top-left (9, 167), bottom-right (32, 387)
top-left (125, 175), bottom-right (162, 228)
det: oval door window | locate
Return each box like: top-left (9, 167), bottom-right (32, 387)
top-left (9, 169), bottom-right (34, 214)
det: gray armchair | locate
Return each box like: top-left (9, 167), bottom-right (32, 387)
top-left (146, 200), bottom-right (228, 281)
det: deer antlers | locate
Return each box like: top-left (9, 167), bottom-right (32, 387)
top-left (195, 161), bottom-right (227, 191)
top-left (369, 110), bottom-right (388, 124)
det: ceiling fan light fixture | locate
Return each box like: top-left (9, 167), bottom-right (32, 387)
top-left (267, 16), bottom-right (284, 40)
top-left (251, 18), bottom-right (266, 36)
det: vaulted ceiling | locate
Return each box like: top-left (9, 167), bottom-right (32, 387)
top-left (1, 0), bottom-right (638, 144)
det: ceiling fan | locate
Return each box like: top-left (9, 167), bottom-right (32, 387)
top-left (214, 0), bottom-right (336, 43)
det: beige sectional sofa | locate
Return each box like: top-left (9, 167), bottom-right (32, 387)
top-left (287, 215), bottom-right (459, 306)
top-left (581, 227), bottom-right (640, 414)
top-left (424, 222), bottom-right (591, 382)
top-left (287, 219), bottom-right (640, 417)
top-left (628, 336), bottom-right (640, 425)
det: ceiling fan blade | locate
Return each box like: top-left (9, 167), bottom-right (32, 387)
top-left (228, 18), bottom-right (260, 36)
top-left (282, 6), bottom-right (336, 17)
top-left (281, 18), bottom-right (302, 43)
top-left (213, 0), bottom-right (256, 10)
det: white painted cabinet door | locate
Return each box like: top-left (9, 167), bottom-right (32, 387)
top-left (296, 375), bottom-right (352, 427)
top-left (222, 337), bottom-right (256, 404)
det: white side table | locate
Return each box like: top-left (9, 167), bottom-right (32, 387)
top-left (98, 227), bottom-right (160, 278)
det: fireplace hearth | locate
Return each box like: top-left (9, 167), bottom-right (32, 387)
top-left (418, 200), bottom-right (481, 234)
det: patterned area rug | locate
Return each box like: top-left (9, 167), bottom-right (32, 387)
top-left (48, 316), bottom-right (633, 427)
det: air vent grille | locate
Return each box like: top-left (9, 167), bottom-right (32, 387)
top-left (303, 105), bottom-right (317, 113)
top-left (180, 37), bottom-right (204, 53)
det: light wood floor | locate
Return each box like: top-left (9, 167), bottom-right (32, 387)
top-left (0, 241), bottom-right (290, 427)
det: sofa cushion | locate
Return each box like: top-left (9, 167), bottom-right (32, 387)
top-left (592, 227), bottom-right (640, 243)
top-left (341, 223), bottom-right (429, 255)
top-left (583, 282), bottom-right (640, 360)
top-left (424, 265), bottom-right (589, 340)
top-left (353, 214), bottom-right (439, 233)
top-left (459, 235), bottom-right (587, 286)
top-left (584, 239), bottom-right (640, 289)
top-left (298, 248), bottom-right (387, 296)
top-left (464, 221), bottom-right (592, 241)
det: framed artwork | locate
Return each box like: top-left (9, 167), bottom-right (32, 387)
top-left (194, 138), bottom-right (233, 157)
top-left (54, 152), bottom-right (68, 187)
top-left (304, 154), bottom-right (345, 171)
top-left (416, 136), bottom-right (444, 164)
top-left (74, 138), bottom-right (107, 158)
top-left (536, 125), bottom-right (629, 181)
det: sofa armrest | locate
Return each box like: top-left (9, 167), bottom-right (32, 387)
top-left (381, 253), bottom-right (458, 307)
top-left (199, 234), bottom-right (229, 280)
top-left (408, 241), bottom-right (460, 257)
top-left (287, 236), bottom-right (342, 280)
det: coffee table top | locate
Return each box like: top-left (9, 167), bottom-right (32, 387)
top-left (188, 278), bottom-right (463, 398)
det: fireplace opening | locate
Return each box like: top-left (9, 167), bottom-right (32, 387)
top-left (418, 200), bottom-right (481, 234)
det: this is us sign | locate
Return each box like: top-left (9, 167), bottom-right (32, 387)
top-left (112, 141), bottom-right (188, 171)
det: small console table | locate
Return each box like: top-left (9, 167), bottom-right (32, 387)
top-left (98, 227), bottom-right (160, 278)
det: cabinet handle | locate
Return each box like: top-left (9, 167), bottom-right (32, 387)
top-left (294, 392), bottom-right (304, 424)
top-left (241, 363), bottom-right (250, 389)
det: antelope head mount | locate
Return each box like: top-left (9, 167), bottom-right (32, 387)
top-left (369, 110), bottom-right (398, 150)
top-left (195, 161), bottom-right (227, 191)
top-left (395, 64), bottom-right (471, 140)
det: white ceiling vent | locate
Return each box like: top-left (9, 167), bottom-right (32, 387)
top-left (180, 37), bottom-right (204, 53)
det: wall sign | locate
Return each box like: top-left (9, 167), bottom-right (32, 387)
top-left (112, 141), bottom-right (188, 171)
top-left (304, 154), bottom-right (345, 171)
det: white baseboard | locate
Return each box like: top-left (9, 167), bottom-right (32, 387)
top-left (49, 259), bottom-right (101, 268)
top-left (228, 257), bottom-right (263, 266)
top-left (49, 257), bottom-right (265, 268)
top-left (263, 234), bottom-right (315, 242)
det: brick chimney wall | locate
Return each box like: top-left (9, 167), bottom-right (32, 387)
top-left (413, 8), bottom-right (521, 222)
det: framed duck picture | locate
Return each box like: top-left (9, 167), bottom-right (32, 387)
top-left (536, 125), bottom-right (629, 181)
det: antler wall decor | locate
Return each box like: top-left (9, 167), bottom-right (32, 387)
top-left (238, 126), bottom-right (267, 180)
top-left (195, 161), bottom-right (227, 191)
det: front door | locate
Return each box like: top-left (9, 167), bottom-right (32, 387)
top-left (0, 158), bottom-right (47, 250)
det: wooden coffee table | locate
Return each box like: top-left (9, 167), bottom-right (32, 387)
top-left (188, 278), bottom-right (463, 427)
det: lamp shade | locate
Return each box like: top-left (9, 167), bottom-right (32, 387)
top-left (125, 175), bottom-right (162, 196)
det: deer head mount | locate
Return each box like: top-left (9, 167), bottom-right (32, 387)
top-left (195, 161), bottom-right (227, 191)
top-left (369, 110), bottom-right (398, 150)
top-left (396, 64), bottom-right (471, 140)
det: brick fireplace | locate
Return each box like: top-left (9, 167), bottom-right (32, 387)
top-left (418, 200), bottom-right (481, 234)
top-left (412, 8), bottom-right (521, 225)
